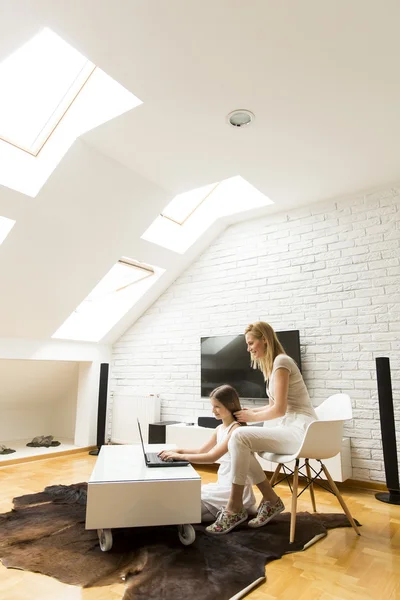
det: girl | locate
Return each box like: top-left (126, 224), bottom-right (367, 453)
top-left (206, 321), bottom-right (317, 535)
top-left (159, 385), bottom-right (257, 522)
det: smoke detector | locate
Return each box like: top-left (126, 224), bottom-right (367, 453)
top-left (227, 109), bottom-right (255, 128)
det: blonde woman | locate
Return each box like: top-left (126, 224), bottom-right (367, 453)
top-left (206, 322), bottom-right (317, 535)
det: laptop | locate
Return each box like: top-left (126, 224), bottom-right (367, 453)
top-left (137, 419), bottom-right (189, 468)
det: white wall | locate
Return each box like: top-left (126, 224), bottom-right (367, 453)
top-left (0, 359), bottom-right (78, 441)
top-left (0, 338), bottom-right (111, 446)
top-left (111, 185), bottom-right (400, 483)
top-left (49, 366), bottom-right (79, 439)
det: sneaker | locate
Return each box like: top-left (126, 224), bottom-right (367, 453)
top-left (248, 497), bottom-right (285, 528)
top-left (206, 508), bottom-right (248, 535)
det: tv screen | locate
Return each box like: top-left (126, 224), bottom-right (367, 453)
top-left (200, 330), bottom-right (302, 399)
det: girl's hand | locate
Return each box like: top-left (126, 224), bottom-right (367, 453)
top-left (158, 448), bottom-right (182, 457)
top-left (158, 450), bottom-right (182, 460)
top-left (234, 409), bottom-right (255, 423)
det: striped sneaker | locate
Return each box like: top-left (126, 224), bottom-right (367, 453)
top-left (206, 508), bottom-right (248, 535)
top-left (248, 497), bottom-right (285, 528)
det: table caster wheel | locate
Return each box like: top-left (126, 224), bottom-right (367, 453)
top-left (178, 523), bottom-right (196, 546)
top-left (97, 528), bottom-right (113, 551)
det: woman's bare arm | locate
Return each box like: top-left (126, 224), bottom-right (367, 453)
top-left (235, 368), bottom-right (289, 422)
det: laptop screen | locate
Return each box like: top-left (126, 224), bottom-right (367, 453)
top-left (137, 418), bottom-right (148, 462)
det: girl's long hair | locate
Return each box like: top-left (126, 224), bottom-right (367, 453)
top-left (210, 384), bottom-right (246, 426)
top-left (245, 321), bottom-right (286, 380)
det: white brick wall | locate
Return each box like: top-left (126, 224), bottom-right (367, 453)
top-left (111, 186), bottom-right (400, 483)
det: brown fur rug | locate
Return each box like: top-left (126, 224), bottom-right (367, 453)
top-left (0, 483), bottom-right (360, 600)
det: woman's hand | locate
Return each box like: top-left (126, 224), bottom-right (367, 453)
top-left (234, 408), bottom-right (256, 423)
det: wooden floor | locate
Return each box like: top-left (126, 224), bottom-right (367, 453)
top-left (0, 452), bottom-right (399, 600)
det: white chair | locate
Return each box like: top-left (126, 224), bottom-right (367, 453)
top-left (258, 393), bottom-right (361, 543)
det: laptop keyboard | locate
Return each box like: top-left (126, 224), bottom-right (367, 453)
top-left (146, 452), bottom-right (170, 464)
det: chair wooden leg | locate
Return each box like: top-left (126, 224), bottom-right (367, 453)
top-left (305, 459), bottom-right (317, 512)
top-left (321, 463), bottom-right (361, 536)
top-left (270, 463), bottom-right (282, 487)
top-left (290, 459), bottom-right (299, 543)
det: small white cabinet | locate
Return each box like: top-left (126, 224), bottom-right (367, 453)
top-left (86, 444), bottom-right (201, 534)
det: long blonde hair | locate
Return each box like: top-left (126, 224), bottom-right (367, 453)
top-left (245, 321), bottom-right (286, 380)
top-left (210, 385), bottom-right (246, 426)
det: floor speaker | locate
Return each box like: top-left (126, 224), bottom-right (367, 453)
top-left (89, 363), bottom-right (109, 456)
top-left (375, 357), bottom-right (400, 505)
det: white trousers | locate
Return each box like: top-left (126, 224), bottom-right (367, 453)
top-left (228, 414), bottom-right (315, 486)
top-left (201, 502), bottom-right (216, 522)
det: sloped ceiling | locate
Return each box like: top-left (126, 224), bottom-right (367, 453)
top-left (1, 0), bottom-right (400, 344)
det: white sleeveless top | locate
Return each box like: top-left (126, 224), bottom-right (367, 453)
top-left (201, 422), bottom-right (256, 516)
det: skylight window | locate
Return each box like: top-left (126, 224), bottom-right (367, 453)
top-left (141, 176), bottom-right (273, 254)
top-left (0, 216), bottom-right (16, 245)
top-left (0, 28), bottom-right (95, 155)
top-left (76, 259), bottom-right (154, 312)
top-left (161, 182), bottom-right (219, 225)
top-left (0, 28), bottom-right (142, 197)
top-left (52, 258), bottom-right (164, 342)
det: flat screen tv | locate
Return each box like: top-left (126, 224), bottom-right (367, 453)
top-left (201, 330), bottom-right (302, 399)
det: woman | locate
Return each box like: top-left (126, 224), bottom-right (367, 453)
top-left (206, 321), bottom-right (317, 535)
top-left (159, 384), bottom-right (257, 521)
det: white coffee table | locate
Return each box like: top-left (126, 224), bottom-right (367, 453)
top-left (85, 443), bottom-right (201, 550)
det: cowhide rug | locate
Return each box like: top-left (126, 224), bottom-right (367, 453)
top-left (0, 483), bottom-right (360, 600)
